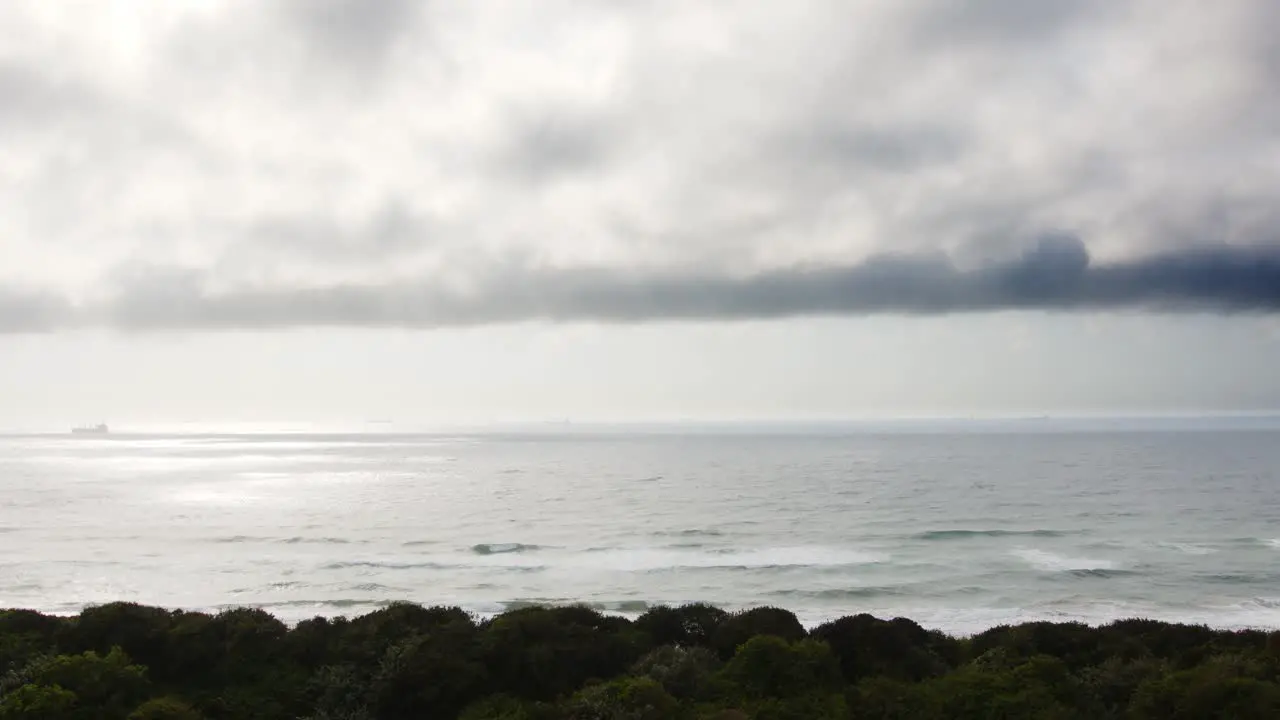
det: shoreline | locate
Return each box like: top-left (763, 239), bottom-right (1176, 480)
top-left (8, 598), bottom-right (1280, 638)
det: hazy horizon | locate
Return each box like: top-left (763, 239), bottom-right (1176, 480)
top-left (12, 411), bottom-right (1280, 437)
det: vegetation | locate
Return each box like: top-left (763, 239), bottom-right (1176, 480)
top-left (2, 602), bottom-right (1280, 718)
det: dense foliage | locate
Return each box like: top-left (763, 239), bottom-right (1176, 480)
top-left (3, 602), bottom-right (1280, 718)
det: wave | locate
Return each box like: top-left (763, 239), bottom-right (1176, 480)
top-left (320, 544), bottom-right (885, 574)
top-left (1157, 542), bottom-right (1217, 556)
top-left (401, 540), bottom-right (438, 547)
top-left (769, 587), bottom-right (908, 600)
top-left (3, 582), bottom-right (45, 592)
top-left (497, 599), bottom-right (567, 611)
top-left (1225, 537), bottom-right (1280, 549)
top-left (497, 599), bottom-right (652, 614)
top-left (212, 535), bottom-right (261, 543)
top-left (471, 543), bottom-right (542, 555)
top-left (228, 599), bottom-right (398, 611)
top-left (654, 529), bottom-right (725, 538)
top-left (281, 536), bottom-right (354, 545)
top-left (322, 559), bottom-right (547, 572)
top-left (1013, 549), bottom-right (1120, 574)
top-left (213, 535), bottom-right (358, 545)
top-left (322, 560), bottom-right (448, 571)
top-left (233, 581), bottom-right (415, 594)
top-left (591, 600), bottom-right (651, 613)
top-left (1067, 568), bottom-right (1142, 579)
top-left (1200, 572), bottom-right (1280, 585)
top-left (571, 546), bottom-right (887, 572)
top-left (265, 581), bottom-right (306, 590)
top-left (345, 583), bottom-right (410, 592)
top-left (915, 529), bottom-right (1067, 541)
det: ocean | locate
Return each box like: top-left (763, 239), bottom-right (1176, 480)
top-left (3, 418), bottom-right (1280, 636)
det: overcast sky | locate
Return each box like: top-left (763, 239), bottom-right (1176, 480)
top-left (2, 0), bottom-right (1279, 428)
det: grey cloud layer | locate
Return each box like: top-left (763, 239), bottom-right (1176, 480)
top-left (4, 240), bottom-right (1278, 332)
top-left (0, 288), bottom-right (74, 332)
top-left (1, 1), bottom-right (1278, 329)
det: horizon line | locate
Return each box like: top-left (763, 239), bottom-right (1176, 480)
top-left (4, 411), bottom-right (1280, 436)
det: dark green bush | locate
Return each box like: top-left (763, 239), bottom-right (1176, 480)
top-left (2, 603), bottom-right (1278, 719)
top-left (479, 606), bottom-right (647, 702)
top-left (128, 696), bottom-right (205, 720)
top-left (719, 636), bottom-right (841, 700)
top-left (634, 604), bottom-right (726, 649)
top-left (710, 607), bottom-right (805, 660)
top-left (811, 613), bottom-right (957, 683)
top-left (0, 683), bottom-right (77, 720)
top-left (560, 677), bottom-right (679, 720)
top-left (630, 645), bottom-right (721, 700)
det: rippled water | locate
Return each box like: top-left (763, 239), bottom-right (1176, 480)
top-left (3, 419), bottom-right (1280, 635)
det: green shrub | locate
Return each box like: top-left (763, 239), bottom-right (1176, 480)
top-left (710, 608), bottom-right (805, 660)
top-left (128, 697), bottom-right (204, 720)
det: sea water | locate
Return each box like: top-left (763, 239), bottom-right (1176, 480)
top-left (2, 418), bottom-right (1280, 636)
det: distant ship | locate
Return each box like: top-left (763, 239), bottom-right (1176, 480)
top-left (71, 423), bottom-right (110, 435)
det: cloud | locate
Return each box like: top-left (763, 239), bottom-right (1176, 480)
top-left (0, 287), bottom-right (74, 333)
top-left (284, 0), bottom-right (423, 69)
top-left (0, 62), bottom-right (96, 127)
top-left (4, 240), bottom-right (1278, 333)
top-left (910, 0), bottom-right (1106, 46)
top-left (0, 0), bottom-right (1278, 323)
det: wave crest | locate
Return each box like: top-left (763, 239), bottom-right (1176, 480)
top-left (916, 529), bottom-right (1066, 541)
top-left (1013, 549), bottom-right (1119, 574)
top-left (472, 543), bottom-right (542, 555)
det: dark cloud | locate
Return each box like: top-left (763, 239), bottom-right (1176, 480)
top-left (4, 240), bottom-right (1278, 334)
top-left (162, 0), bottom-right (430, 104)
top-left (498, 109), bottom-right (617, 182)
top-left (282, 0), bottom-right (424, 74)
top-left (0, 287), bottom-right (74, 333)
top-left (805, 125), bottom-right (964, 172)
top-left (769, 124), bottom-right (968, 189)
top-left (222, 203), bottom-right (435, 267)
top-left (912, 0), bottom-right (1107, 45)
top-left (0, 64), bottom-right (90, 126)
top-left (41, 240), bottom-right (1271, 332)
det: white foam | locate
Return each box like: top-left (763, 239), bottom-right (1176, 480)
top-left (1158, 542), bottom-right (1218, 556)
top-left (434, 545), bottom-right (888, 572)
top-left (583, 546), bottom-right (884, 571)
top-left (1012, 549), bottom-right (1116, 573)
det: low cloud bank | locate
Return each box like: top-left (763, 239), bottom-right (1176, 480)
top-left (4, 238), bottom-right (1279, 333)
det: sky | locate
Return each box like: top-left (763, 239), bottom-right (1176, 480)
top-left (2, 0), bottom-right (1279, 428)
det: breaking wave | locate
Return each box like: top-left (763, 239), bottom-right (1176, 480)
top-left (769, 587), bottom-right (909, 600)
top-left (229, 599), bottom-right (397, 611)
top-left (568, 546), bottom-right (887, 572)
top-left (1157, 542), bottom-right (1218, 556)
top-left (316, 545), bottom-right (884, 574)
top-left (915, 529), bottom-right (1067, 541)
top-left (471, 543), bottom-right (543, 555)
top-left (654, 529), bottom-right (725, 538)
top-left (497, 599), bottom-right (652, 614)
top-left (214, 535), bottom-right (359, 545)
top-left (1013, 549), bottom-right (1123, 575)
